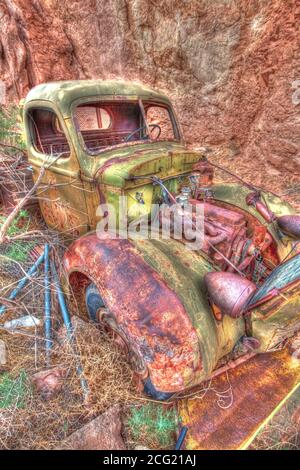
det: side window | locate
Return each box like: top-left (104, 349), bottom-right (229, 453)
top-left (146, 105), bottom-right (175, 141)
top-left (28, 108), bottom-right (70, 157)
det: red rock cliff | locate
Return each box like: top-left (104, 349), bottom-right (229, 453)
top-left (0, 0), bottom-right (299, 179)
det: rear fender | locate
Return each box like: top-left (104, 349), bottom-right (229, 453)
top-left (62, 232), bottom-right (202, 394)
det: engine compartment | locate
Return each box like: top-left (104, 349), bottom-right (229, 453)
top-left (198, 200), bottom-right (278, 279)
top-left (156, 161), bottom-right (281, 285)
top-left (160, 197), bottom-right (280, 284)
top-left (124, 158), bottom-right (284, 286)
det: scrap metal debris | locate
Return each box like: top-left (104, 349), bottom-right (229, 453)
top-left (0, 250), bottom-right (45, 316)
top-left (178, 348), bottom-right (300, 450)
top-left (4, 316), bottom-right (41, 330)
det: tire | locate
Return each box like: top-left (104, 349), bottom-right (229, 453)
top-left (85, 282), bottom-right (173, 401)
top-left (85, 282), bottom-right (105, 321)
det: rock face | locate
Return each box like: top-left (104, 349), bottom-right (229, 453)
top-left (57, 405), bottom-right (126, 450)
top-left (32, 367), bottom-right (66, 400)
top-left (0, 0), bottom-right (299, 175)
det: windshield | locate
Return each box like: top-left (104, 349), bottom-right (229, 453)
top-left (74, 99), bottom-right (180, 154)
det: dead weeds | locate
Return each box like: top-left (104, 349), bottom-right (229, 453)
top-left (0, 319), bottom-right (136, 449)
top-left (250, 387), bottom-right (300, 450)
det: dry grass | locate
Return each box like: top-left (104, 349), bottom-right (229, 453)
top-left (0, 224), bottom-right (139, 449)
top-left (0, 243), bottom-right (179, 450)
top-left (0, 318), bottom-right (136, 449)
top-left (0, 211), bottom-right (161, 450)
top-left (250, 387), bottom-right (300, 450)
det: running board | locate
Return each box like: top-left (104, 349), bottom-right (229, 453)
top-left (178, 348), bottom-right (300, 450)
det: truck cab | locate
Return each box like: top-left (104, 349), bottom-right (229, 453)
top-left (22, 80), bottom-right (198, 236)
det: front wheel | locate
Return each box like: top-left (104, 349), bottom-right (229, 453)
top-left (85, 283), bottom-right (147, 376)
top-left (85, 283), bottom-right (174, 400)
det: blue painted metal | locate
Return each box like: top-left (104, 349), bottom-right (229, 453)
top-left (175, 426), bottom-right (188, 450)
top-left (44, 244), bottom-right (52, 365)
top-left (50, 259), bottom-right (89, 399)
top-left (0, 251), bottom-right (45, 316)
top-left (249, 254), bottom-right (300, 305)
top-left (50, 259), bottom-right (72, 332)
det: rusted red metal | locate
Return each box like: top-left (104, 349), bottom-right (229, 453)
top-left (210, 200), bottom-right (280, 274)
top-left (277, 214), bottom-right (300, 239)
top-left (191, 159), bottom-right (214, 188)
top-left (161, 197), bottom-right (280, 281)
top-left (179, 348), bottom-right (300, 450)
top-left (189, 200), bottom-right (272, 277)
top-left (246, 191), bottom-right (276, 223)
top-left (63, 233), bottom-right (202, 394)
top-left (204, 271), bottom-right (256, 318)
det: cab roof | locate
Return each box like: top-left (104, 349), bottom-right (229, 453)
top-left (24, 80), bottom-right (172, 116)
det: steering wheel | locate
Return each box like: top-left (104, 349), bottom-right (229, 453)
top-left (124, 124), bottom-right (161, 142)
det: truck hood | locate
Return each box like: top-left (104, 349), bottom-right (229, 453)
top-left (93, 142), bottom-right (202, 188)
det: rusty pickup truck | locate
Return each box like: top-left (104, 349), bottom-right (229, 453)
top-left (21, 80), bottom-right (300, 424)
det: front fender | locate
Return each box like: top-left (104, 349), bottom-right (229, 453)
top-left (62, 232), bottom-right (202, 394)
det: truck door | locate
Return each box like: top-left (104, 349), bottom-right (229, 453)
top-left (24, 103), bottom-right (89, 237)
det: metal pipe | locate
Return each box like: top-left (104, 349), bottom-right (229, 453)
top-left (50, 258), bottom-right (89, 400)
top-left (0, 251), bottom-right (45, 316)
top-left (210, 352), bottom-right (256, 379)
top-left (50, 259), bottom-right (72, 332)
top-left (205, 232), bottom-right (228, 246)
top-left (175, 426), bottom-right (188, 450)
top-left (44, 244), bottom-right (52, 366)
top-left (255, 201), bottom-right (276, 223)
